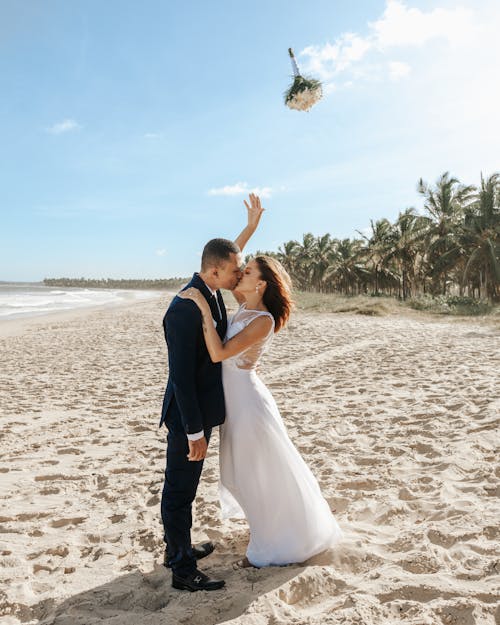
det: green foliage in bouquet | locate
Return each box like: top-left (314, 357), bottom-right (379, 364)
top-left (284, 74), bottom-right (322, 105)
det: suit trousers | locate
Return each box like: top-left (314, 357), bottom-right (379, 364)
top-left (161, 402), bottom-right (212, 577)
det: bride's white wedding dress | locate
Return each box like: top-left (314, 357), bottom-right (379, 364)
top-left (219, 303), bottom-right (344, 567)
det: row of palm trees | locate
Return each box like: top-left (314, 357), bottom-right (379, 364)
top-left (259, 172), bottom-right (499, 302)
top-left (43, 277), bottom-right (187, 290)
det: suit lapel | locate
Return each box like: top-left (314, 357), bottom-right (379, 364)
top-left (191, 273), bottom-right (223, 335)
top-left (216, 290), bottom-right (227, 337)
top-left (190, 273), bottom-right (212, 302)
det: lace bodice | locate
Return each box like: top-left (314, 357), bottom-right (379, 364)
top-left (224, 303), bottom-right (275, 370)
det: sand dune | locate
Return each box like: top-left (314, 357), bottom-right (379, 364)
top-left (0, 296), bottom-right (498, 624)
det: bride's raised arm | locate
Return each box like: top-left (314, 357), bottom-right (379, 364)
top-left (232, 193), bottom-right (265, 304)
top-left (178, 288), bottom-right (273, 363)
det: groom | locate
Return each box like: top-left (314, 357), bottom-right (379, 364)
top-left (160, 194), bottom-right (264, 591)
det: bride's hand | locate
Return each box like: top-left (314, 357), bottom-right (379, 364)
top-left (178, 287), bottom-right (209, 313)
top-left (244, 193), bottom-right (265, 230)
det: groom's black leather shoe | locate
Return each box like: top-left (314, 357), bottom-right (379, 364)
top-left (163, 541), bottom-right (215, 568)
top-left (171, 568), bottom-right (225, 592)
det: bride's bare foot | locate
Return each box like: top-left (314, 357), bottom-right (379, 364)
top-left (232, 556), bottom-right (257, 570)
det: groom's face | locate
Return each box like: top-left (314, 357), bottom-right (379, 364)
top-left (215, 252), bottom-right (243, 291)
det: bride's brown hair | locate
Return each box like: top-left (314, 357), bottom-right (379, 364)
top-left (254, 255), bottom-right (294, 332)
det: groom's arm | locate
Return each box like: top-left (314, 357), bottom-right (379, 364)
top-left (166, 301), bottom-right (208, 460)
top-left (234, 193), bottom-right (265, 252)
top-left (165, 301), bottom-right (204, 436)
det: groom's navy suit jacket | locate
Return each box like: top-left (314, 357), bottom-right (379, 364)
top-left (160, 273), bottom-right (227, 434)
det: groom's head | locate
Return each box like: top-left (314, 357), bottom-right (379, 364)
top-left (200, 238), bottom-right (243, 291)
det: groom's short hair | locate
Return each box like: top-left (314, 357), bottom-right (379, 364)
top-left (201, 238), bottom-right (240, 270)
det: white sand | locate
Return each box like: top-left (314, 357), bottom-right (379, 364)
top-left (0, 296), bottom-right (498, 625)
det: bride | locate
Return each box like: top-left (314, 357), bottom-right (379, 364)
top-left (179, 255), bottom-right (344, 567)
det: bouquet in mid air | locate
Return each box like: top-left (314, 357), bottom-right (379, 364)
top-left (284, 48), bottom-right (323, 112)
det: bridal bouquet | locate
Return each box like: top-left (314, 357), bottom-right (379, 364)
top-left (284, 48), bottom-right (323, 112)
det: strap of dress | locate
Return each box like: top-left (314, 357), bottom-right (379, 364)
top-left (252, 310), bottom-right (274, 319)
top-left (242, 302), bottom-right (273, 318)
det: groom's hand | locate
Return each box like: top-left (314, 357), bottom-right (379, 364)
top-left (187, 437), bottom-right (208, 461)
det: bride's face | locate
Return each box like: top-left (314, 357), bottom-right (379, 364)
top-left (235, 260), bottom-right (265, 295)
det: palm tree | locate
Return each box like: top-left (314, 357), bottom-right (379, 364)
top-left (357, 218), bottom-right (394, 295)
top-left (310, 234), bottom-right (335, 292)
top-left (292, 233), bottom-right (318, 291)
top-left (384, 208), bottom-right (428, 300)
top-left (326, 238), bottom-right (367, 295)
top-left (418, 172), bottom-right (475, 295)
top-left (461, 173), bottom-right (500, 301)
top-left (276, 240), bottom-right (300, 277)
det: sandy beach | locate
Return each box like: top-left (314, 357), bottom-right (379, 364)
top-left (0, 296), bottom-right (498, 625)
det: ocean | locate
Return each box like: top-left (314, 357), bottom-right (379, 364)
top-left (0, 283), bottom-right (162, 320)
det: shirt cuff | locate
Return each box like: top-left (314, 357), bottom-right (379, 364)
top-left (186, 430), bottom-right (204, 441)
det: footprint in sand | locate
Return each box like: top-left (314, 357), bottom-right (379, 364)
top-left (34, 474), bottom-right (84, 482)
top-left (277, 570), bottom-right (340, 606)
top-left (427, 528), bottom-right (459, 549)
top-left (483, 526), bottom-right (499, 540)
top-left (398, 551), bottom-right (441, 573)
top-left (96, 475), bottom-right (108, 490)
top-left (46, 546), bottom-right (69, 557)
top-left (110, 467), bottom-right (142, 474)
top-left (33, 564), bottom-right (56, 574)
top-left (338, 478), bottom-right (379, 491)
top-left (15, 512), bottom-right (51, 522)
top-left (50, 517), bottom-right (87, 528)
top-left (39, 487), bottom-right (60, 495)
top-left (146, 495), bottom-right (160, 507)
top-left (28, 529), bottom-right (44, 537)
top-left (411, 441), bottom-right (438, 456)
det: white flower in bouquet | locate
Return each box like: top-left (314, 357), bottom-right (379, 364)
top-left (284, 48), bottom-right (323, 112)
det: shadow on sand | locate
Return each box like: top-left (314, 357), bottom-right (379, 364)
top-left (30, 559), bottom-right (302, 625)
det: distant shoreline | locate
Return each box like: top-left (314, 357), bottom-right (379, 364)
top-left (43, 278), bottom-right (189, 290)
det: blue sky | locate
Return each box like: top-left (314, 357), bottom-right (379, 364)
top-left (1, 0), bottom-right (499, 281)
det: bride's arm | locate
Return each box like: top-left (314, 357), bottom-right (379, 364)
top-left (232, 194), bottom-right (265, 305)
top-left (178, 288), bottom-right (273, 363)
top-left (234, 193), bottom-right (265, 253)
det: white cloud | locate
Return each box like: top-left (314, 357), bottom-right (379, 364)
top-left (46, 119), bottom-right (81, 134)
top-left (155, 249), bottom-right (166, 256)
top-left (370, 0), bottom-right (474, 48)
top-left (208, 182), bottom-right (247, 196)
top-left (301, 33), bottom-right (372, 80)
top-left (299, 1), bottom-right (479, 88)
top-left (144, 132), bottom-right (161, 139)
top-left (388, 60), bottom-right (411, 80)
top-left (208, 182), bottom-right (273, 198)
